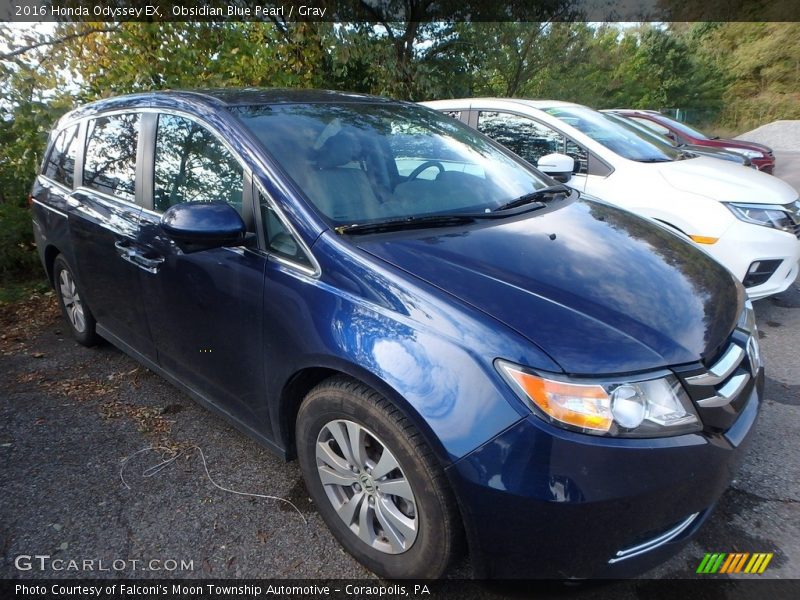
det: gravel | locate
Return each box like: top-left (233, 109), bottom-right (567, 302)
top-left (737, 120), bottom-right (800, 152)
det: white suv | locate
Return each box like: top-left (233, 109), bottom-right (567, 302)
top-left (422, 98), bottom-right (800, 300)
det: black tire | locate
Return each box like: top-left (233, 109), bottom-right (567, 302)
top-left (296, 376), bottom-right (461, 579)
top-left (53, 255), bottom-right (98, 347)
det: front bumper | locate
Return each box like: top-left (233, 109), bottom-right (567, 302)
top-left (446, 372), bottom-right (763, 579)
top-left (752, 157), bottom-right (775, 174)
top-left (705, 219), bottom-right (800, 300)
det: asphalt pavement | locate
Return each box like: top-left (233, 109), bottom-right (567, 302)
top-left (1, 159), bottom-right (799, 592)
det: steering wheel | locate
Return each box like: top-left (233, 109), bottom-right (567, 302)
top-left (407, 160), bottom-right (445, 181)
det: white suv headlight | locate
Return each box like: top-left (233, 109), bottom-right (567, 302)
top-left (726, 203), bottom-right (797, 233)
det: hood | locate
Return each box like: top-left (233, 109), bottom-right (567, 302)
top-left (657, 156), bottom-right (797, 205)
top-left (716, 138), bottom-right (773, 154)
top-left (357, 199), bottom-right (742, 375)
top-left (684, 145), bottom-right (749, 165)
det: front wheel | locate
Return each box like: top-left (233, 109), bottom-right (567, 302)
top-left (53, 255), bottom-right (98, 347)
top-left (296, 376), bottom-right (461, 579)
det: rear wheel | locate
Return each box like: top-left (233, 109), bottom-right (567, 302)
top-left (53, 255), bottom-right (98, 347)
top-left (296, 376), bottom-right (461, 579)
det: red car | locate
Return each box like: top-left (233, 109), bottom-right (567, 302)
top-left (609, 109), bottom-right (776, 173)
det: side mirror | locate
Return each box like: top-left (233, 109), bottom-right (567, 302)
top-left (537, 153), bottom-right (575, 183)
top-left (161, 201), bottom-right (247, 253)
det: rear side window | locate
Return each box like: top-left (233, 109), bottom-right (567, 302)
top-left (83, 113), bottom-right (140, 202)
top-left (43, 124), bottom-right (79, 187)
top-left (153, 114), bottom-right (243, 213)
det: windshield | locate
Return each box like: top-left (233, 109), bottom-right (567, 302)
top-left (603, 113), bottom-right (682, 149)
top-left (231, 102), bottom-right (551, 226)
top-left (543, 106), bottom-right (682, 162)
top-left (649, 113), bottom-right (710, 140)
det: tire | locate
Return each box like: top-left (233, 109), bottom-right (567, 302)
top-left (53, 255), bottom-right (98, 347)
top-left (296, 376), bottom-right (461, 579)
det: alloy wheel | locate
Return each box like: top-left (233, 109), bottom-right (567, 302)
top-left (315, 419), bottom-right (418, 554)
top-left (59, 269), bottom-right (86, 333)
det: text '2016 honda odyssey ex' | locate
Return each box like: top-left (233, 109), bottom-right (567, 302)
top-left (32, 90), bottom-right (763, 579)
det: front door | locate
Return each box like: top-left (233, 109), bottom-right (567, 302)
top-left (135, 112), bottom-right (269, 430)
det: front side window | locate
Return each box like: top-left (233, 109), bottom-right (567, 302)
top-left (477, 111), bottom-right (566, 166)
top-left (153, 114), bottom-right (243, 213)
top-left (231, 103), bottom-right (550, 226)
top-left (43, 124), bottom-right (79, 187)
top-left (83, 114), bottom-right (139, 202)
top-left (565, 140), bottom-right (589, 175)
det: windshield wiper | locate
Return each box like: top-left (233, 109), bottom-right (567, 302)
top-left (494, 184), bottom-right (571, 212)
top-left (635, 158), bottom-right (672, 163)
top-left (335, 214), bottom-right (480, 235)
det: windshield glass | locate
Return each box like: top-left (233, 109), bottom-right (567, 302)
top-left (543, 106), bottom-right (682, 162)
top-left (603, 113), bottom-right (681, 148)
top-left (650, 113), bottom-right (710, 140)
top-left (231, 102), bottom-right (551, 226)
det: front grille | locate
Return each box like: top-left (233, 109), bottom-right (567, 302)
top-left (677, 331), bottom-right (760, 431)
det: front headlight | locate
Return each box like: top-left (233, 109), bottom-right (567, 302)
top-left (496, 360), bottom-right (701, 438)
top-left (724, 147), bottom-right (763, 159)
top-left (726, 202), bottom-right (796, 233)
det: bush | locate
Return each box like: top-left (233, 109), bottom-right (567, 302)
top-left (0, 203), bottom-right (40, 282)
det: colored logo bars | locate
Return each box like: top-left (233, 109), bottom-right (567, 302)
top-left (697, 552), bottom-right (774, 574)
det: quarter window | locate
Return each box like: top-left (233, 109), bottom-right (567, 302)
top-left (153, 114), bottom-right (243, 213)
top-left (83, 114), bottom-right (139, 202)
top-left (477, 111), bottom-right (566, 166)
top-left (43, 124), bottom-right (79, 187)
top-left (258, 191), bottom-right (311, 268)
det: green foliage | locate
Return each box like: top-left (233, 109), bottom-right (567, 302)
top-left (690, 22), bottom-right (800, 130)
top-left (0, 203), bottom-right (39, 282)
top-left (1, 20), bottom-right (799, 280)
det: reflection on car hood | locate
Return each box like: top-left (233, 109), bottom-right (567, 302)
top-left (657, 156), bottom-right (796, 205)
top-left (717, 138), bottom-right (773, 154)
top-left (358, 199), bottom-right (742, 375)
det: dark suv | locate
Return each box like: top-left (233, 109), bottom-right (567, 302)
top-left (31, 90), bottom-right (763, 579)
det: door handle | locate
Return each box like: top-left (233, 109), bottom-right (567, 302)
top-left (114, 240), bottom-right (164, 273)
top-left (114, 240), bottom-right (134, 258)
top-left (129, 251), bottom-right (165, 272)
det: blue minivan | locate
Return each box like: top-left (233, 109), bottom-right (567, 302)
top-left (31, 90), bottom-right (763, 579)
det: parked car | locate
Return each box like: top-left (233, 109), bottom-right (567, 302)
top-left (423, 98), bottom-right (800, 299)
top-left (602, 111), bottom-right (754, 167)
top-left (33, 90), bottom-right (763, 579)
top-left (607, 109), bottom-right (776, 173)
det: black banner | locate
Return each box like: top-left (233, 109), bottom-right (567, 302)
top-left (3, 579), bottom-right (800, 600)
top-left (3, 0), bottom-right (800, 23)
